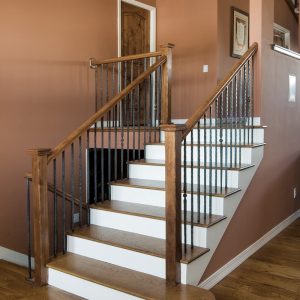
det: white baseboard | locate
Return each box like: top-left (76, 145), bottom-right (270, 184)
top-left (199, 209), bottom-right (300, 290)
top-left (0, 246), bottom-right (35, 269)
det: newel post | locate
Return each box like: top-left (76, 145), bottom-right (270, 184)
top-left (160, 43), bottom-right (175, 125)
top-left (27, 148), bottom-right (51, 286)
top-left (161, 124), bottom-right (185, 286)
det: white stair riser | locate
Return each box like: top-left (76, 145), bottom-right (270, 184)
top-left (48, 268), bottom-right (141, 300)
top-left (128, 164), bottom-right (239, 188)
top-left (161, 128), bottom-right (264, 144)
top-left (90, 209), bottom-right (208, 247)
top-left (111, 185), bottom-right (226, 215)
top-left (145, 144), bottom-right (253, 164)
top-left (67, 236), bottom-right (188, 282)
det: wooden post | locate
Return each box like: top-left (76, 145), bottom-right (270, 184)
top-left (27, 148), bottom-right (51, 286)
top-left (161, 124), bottom-right (185, 286)
top-left (160, 43), bottom-right (175, 125)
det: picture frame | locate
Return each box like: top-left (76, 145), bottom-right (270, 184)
top-left (231, 7), bottom-right (249, 58)
top-left (273, 23), bottom-right (290, 49)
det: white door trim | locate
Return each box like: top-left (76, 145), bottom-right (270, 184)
top-left (117, 0), bottom-right (157, 57)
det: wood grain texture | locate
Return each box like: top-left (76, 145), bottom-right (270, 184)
top-left (211, 219), bottom-right (300, 299)
top-left (28, 149), bottom-right (51, 286)
top-left (70, 225), bottom-right (209, 264)
top-left (0, 260), bottom-right (82, 299)
top-left (111, 178), bottom-right (241, 197)
top-left (48, 253), bottom-right (215, 300)
top-left (92, 200), bottom-right (226, 228)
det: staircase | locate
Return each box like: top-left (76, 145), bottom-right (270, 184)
top-left (25, 43), bottom-right (263, 299)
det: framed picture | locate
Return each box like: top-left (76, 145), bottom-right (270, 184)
top-left (231, 7), bottom-right (249, 58)
top-left (273, 23), bottom-right (290, 49)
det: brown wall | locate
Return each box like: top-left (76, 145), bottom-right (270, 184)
top-left (218, 0), bottom-right (249, 79)
top-left (203, 0), bottom-right (300, 280)
top-left (0, 0), bottom-right (118, 254)
top-left (156, 0), bottom-right (218, 119)
top-left (274, 0), bottom-right (299, 52)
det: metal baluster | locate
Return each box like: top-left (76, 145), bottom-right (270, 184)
top-left (230, 81), bottom-right (234, 168)
top-left (101, 117), bottom-right (105, 201)
top-left (86, 131), bottom-right (90, 225)
top-left (247, 60), bottom-right (251, 145)
top-left (93, 124), bottom-right (97, 204)
top-left (71, 143), bottom-right (75, 231)
top-left (197, 121), bottom-right (201, 223)
top-left (53, 159), bottom-right (57, 257)
top-left (79, 136), bottom-right (83, 227)
top-left (138, 85), bottom-right (141, 160)
top-left (149, 70), bottom-right (153, 142)
top-left (26, 178), bottom-right (32, 279)
top-left (214, 98), bottom-right (218, 193)
top-left (108, 67), bottom-right (112, 200)
top-left (239, 70), bottom-right (243, 168)
top-left (220, 94), bottom-right (223, 191)
top-left (209, 107), bottom-right (213, 215)
top-left (154, 69), bottom-right (158, 142)
top-left (114, 65), bottom-right (118, 182)
top-left (234, 76), bottom-right (238, 168)
top-left (62, 151), bottom-right (66, 253)
top-left (143, 59), bottom-right (147, 148)
top-left (250, 57), bottom-right (254, 145)
top-left (204, 113), bottom-right (207, 219)
top-left (225, 87), bottom-right (229, 190)
top-left (131, 61), bottom-right (136, 160)
top-left (190, 126), bottom-right (194, 248)
top-left (183, 138), bottom-right (187, 253)
top-left (243, 64), bottom-right (247, 146)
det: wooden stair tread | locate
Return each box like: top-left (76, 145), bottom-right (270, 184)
top-left (47, 253), bottom-right (215, 300)
top-left (111, 178), bottom-right (240, 197)
top-left (91, 200), bottom-right (226, 228)
top-left (129, 159), bottom-right (254, 171)
top-left (147, 142), bottom-right (266, 148)
top-left (70, 225), bottom-right (209, 264)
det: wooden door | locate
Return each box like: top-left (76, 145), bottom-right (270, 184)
top-left (121, 2), bottom-right (151, 126)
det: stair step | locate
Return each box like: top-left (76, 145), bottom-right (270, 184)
top-left (70, 225), bottom-right (209, 264)
top-left (129, 159), bottom-right (254, 170)
top-left (111, 178), bottom-right (241, 197)
top-left (91, 200), bottom-right (226, 228)
top-left (47, 253), bottom-right (215, 300)
top-left (147, 142), bottom-right (266, 148)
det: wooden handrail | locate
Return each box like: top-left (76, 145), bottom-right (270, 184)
top-left (48, 55), bottom-right (167, 162)
top-left (90, 51), bottom-right (163, 67)
top-left (183, 42), bottom-right (258, 138)
top-left (25, 173), bottom-right (86, 209)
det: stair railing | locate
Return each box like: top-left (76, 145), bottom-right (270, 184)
top-left (26, 44), bottom-right (174, 286)
top-left (163, 42), bottom-right (258, 285)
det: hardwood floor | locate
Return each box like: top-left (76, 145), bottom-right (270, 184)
top-left (211, 218), bottom-right (300, 299)
top-left (0, 260), bottom-right (82, 299)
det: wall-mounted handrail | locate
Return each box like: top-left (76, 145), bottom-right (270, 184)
top-left (183, 42), bottom-right (258, 138)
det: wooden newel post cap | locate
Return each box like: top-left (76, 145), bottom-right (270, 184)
top-left (160, 124), bottom-right (186, 132)
top-left (27, 148), bottom-right (52, 157)
top-left (160, 43), bottom-right (175, 49)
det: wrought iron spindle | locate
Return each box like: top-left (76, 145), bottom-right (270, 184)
top-left (214, 98), bottom-right (218, 193)
top-left (86, 131), bottom-right (90, 225)
top-left (204, 113), bottom-right (207, 219)
top-left (243, 64), bottom-right (247, 146)
top-left (101, 117), bottom-right (105, 201)
top-left (71, 143), bottom-right (75, 230)
top-left (26, 177), bottom-right (32, 279)
top-left (220, 93), bottom-right (224, 191)
top-left (197, 121), bottom-right (201, 223)
top-left (190, 126), bottom-right (194, 248)
top-left (79, 136), bottom-right (83, 226)
top-left (62, 151), bottom-right (66, 253)
top-left (230, 81), bottom-right (234, 168)
top-left (225, 87), bottom-right (229, 190)
top-left (239, 70), bottom-right (243, 167)
top-left (183, 138), bottom-right (187, 252)
top-left (234, 75), bottom-right (238, 168)
top-left (209, 107), bottom-right (213, 215)
top-left (53, 159), bottom-right (57, 257)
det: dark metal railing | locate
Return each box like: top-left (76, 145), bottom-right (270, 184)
top-left (181, 43), bottom-right (257, 251)
top-left (26, 48), bottom-right (171, 285)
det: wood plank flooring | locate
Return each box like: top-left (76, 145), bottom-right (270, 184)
top-left (211, 218), bottom-right (300, 299)
top-left (0, 260), bottom-right (82, 299)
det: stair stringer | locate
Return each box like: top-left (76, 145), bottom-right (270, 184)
top-left (182, 145), bottom-right (264, 285)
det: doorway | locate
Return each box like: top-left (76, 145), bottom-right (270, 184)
top-left (118, 0), bottom-right (157, 126)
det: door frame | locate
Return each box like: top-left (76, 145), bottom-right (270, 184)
top-left (117, 0), bottom-right (157, 57)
